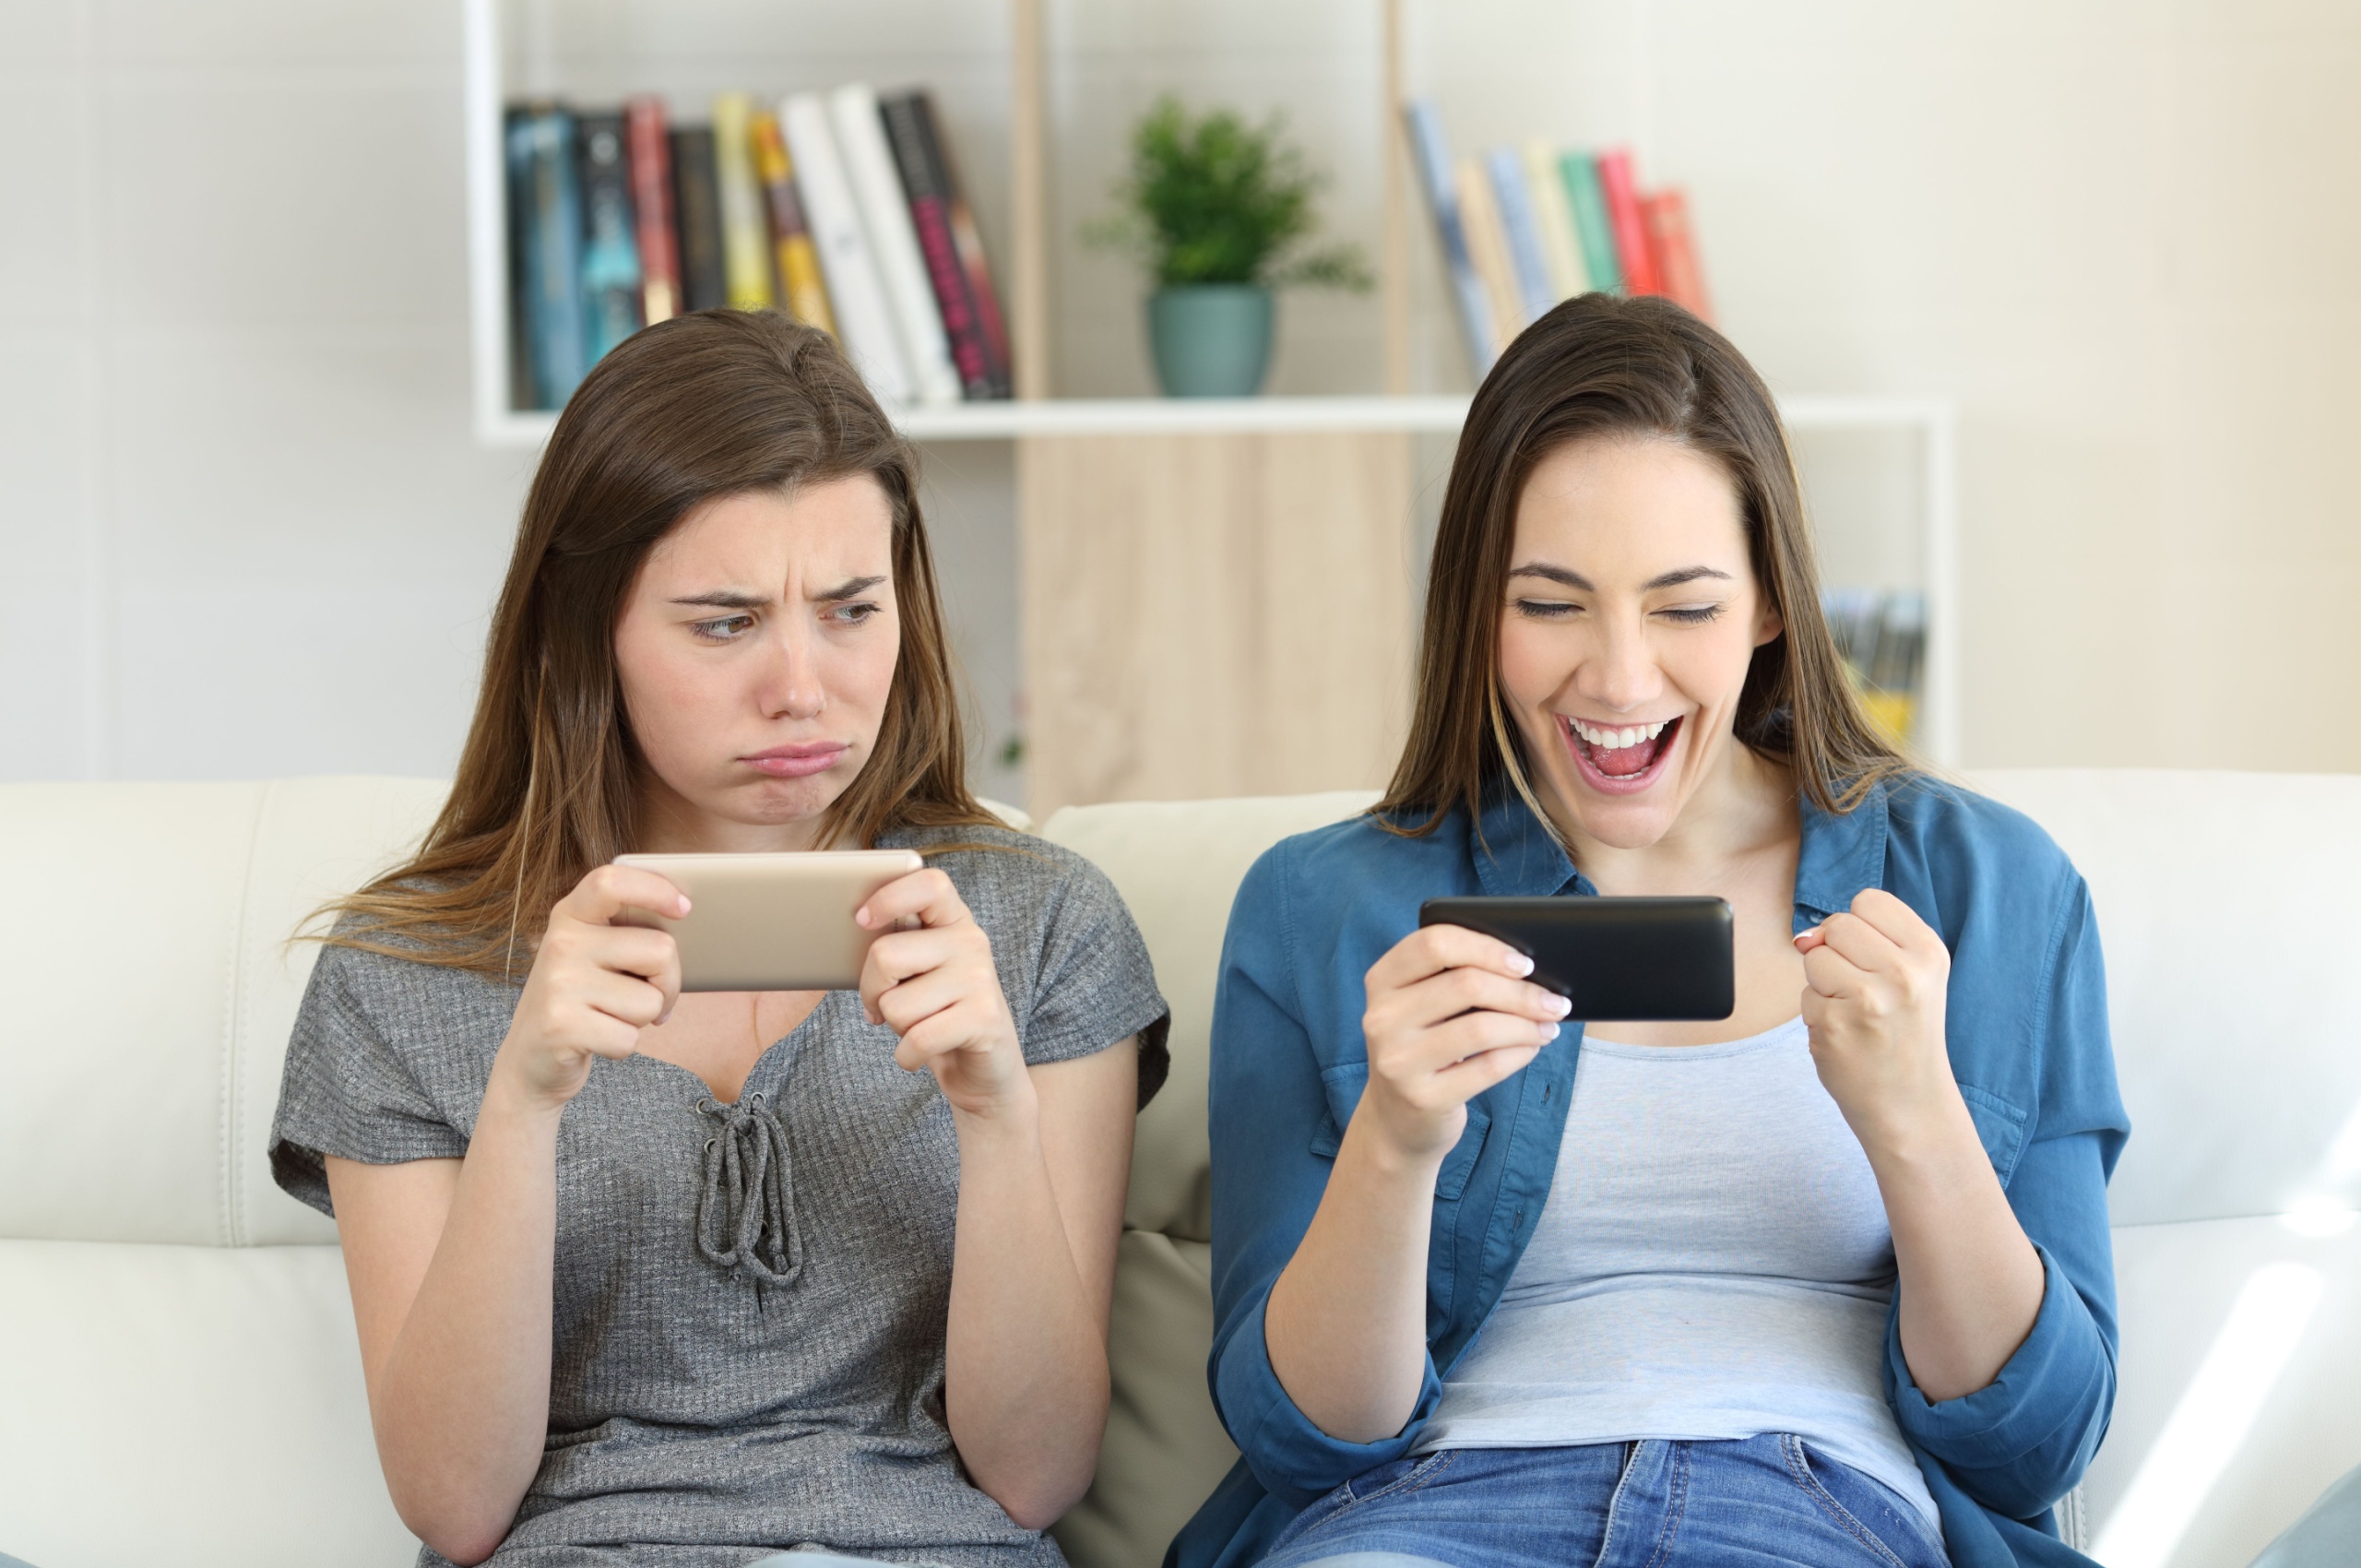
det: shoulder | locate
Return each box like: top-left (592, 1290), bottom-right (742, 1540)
top-left (885, 823), bottom-right (1138, 944)
top-left (301, 912), bottom-right (521, 1039)
top-left (1240, 807), bottom-right (1469, 907)
top-left (1878, 773), bottom-right (2080, 897)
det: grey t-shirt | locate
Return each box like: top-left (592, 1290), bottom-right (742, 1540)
top-left (271, 825), bottom-right (1170, 1568)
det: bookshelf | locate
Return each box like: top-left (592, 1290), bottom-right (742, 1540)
top-left (457, 0), bottom-right (1961, 803)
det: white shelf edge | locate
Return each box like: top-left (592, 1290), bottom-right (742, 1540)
top-left (475, 392), bottom-right (1954, 447)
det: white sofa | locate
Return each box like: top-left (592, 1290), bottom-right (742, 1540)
top-left (2, 772), bottom-right (2357, 1568)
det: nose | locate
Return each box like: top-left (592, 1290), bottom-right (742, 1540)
top-left (754, 614), bottom-right (825, 722)
top-left (1575, 609), bottom-right (1664, 715)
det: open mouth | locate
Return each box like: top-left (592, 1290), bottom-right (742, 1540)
top-left (1560, 714), bottom-right (1682, 794)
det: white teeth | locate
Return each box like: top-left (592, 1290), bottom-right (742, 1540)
top-left (1569, 718), bottom-right (1672, 750)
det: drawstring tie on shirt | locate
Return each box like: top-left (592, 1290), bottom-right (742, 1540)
top-left (694, 1091), bottom-right (802, 1287)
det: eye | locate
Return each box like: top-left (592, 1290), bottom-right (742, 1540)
top-left (690, 613), bottom-right (756, 641)
top-left (1657, 603), bottom-right (1725, 625)
top-left (1513, 599), bottom-right (1581, 621)
top-left (829, 600), bottom-right (883, 625)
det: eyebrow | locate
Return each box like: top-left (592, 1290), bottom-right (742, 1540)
top-left (1508, 563), bottom-right (1733, 592)
top-left (667, 575), bottom-right (887, 611)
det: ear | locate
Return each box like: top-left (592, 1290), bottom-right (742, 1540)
top-left (1753, 592), bottom-right (1785, 649)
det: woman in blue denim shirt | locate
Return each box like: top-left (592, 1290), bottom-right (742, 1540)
top-left (1174, 296), bottom-right (2127, 1568)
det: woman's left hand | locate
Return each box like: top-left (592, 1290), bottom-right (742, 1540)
top-left (857, 868), bottom-right (1032, 1120)
top-left (1795, 888), bottom-right (1961, 1150)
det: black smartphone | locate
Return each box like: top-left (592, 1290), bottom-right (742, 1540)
top-left (1418, 896), bottom-right (1735, 1021)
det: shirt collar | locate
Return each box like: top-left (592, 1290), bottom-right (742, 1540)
top-left (1793, 779), bottom-right (1891, 920)
top-left (1462, 773), bottom-right (1892, 916)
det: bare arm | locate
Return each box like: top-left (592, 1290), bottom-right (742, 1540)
top-left (1262, 927), bottom-right (1567, 1443)
top-left (944, 1044), bottom-right (1137, 1526)
top-left (1800, 889), bottom-right (2047, 1401)
top-left (857, 870), bottom-right (1139, 1527)
top-left (328, 865), bottom-right (687, 1565)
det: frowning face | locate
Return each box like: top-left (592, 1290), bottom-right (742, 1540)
top-left (1496, 435), bottom-right (1783, 853)
top-left (613, 477), bottom-right (900, 852)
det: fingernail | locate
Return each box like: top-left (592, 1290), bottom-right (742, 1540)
top-left (1537, 1021), bottom-right (1560, 1041)
top-left (1506, 952), bottom-right (1535, 977)
top-left (1547, 993), bottom-right (1572, 1017)
top-left (855, 907), bottom-right (872, 928)
top-left (676, 897), bottom-right (692, 916)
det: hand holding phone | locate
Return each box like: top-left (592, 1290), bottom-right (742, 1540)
top-left (1356, 925), bottom-right (1573, 1165)
top-left (496, 862), bottom-right (691, 1113)
top-left (1418, 896), bottom-right (1735, 1022)
top-left (611, 849), bottom-right (923, 992)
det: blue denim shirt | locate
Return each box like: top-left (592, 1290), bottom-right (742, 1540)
top-left (1172, 777), bottom-right (2129, 1568)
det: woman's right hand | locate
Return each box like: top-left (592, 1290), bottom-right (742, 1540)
top-left (1356, 925), bottom-right (1571, 1165)
top-left (494, 864), bottom-right (687, 1111)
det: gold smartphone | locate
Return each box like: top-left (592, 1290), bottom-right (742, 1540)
top-left (610, 849), bottom-right (925, 992)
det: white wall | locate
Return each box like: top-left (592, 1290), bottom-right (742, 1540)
top-left (4, 0), bottom-right (2357, 791)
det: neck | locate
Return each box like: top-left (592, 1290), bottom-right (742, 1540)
top-left (1545, 738), bottom-right (1797, 896)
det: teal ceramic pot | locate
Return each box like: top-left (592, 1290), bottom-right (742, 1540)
top-left (1147, 284), bottom-right (1275, 398)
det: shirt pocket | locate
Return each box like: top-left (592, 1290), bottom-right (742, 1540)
top-left (1307, 1060), bottom-right (1494, 1203)
top-left (1958, 1083), bottom-right (2029, 1184)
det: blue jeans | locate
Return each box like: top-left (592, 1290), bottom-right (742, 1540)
top-left (1258, 1435), bottom-right (1951, 1568)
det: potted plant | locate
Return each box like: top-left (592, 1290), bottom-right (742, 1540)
top-left (1088, 97), bottom-right (1371, 398)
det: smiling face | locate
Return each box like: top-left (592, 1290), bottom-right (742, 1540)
top-left (612, 475), bottom-right (900, 852)
top-left (1497, 435), bottom-right (1784, 853)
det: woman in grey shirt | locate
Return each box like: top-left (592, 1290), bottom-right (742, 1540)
top-left (270, 314), bottom-right (1168, 1568)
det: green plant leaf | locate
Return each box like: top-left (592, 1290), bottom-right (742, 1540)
top-left (1084, 95), bottom-right (1371, 292)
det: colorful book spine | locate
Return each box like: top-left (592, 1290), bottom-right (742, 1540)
top-left (1594, 148), bottom-right (1660, 297)
top-left (879, 90), bottom-right (997, 400)
top-left (1559, 152), bottom-right (1623, 294)
top-left (1524, 139), bottom-right (1590, 299)
top-left (509, 106), bottom-right (587, 410)
top-left (780, 92), bottom-right (912, 402)
top-left (750, 109), bottom-right (836, 335)
top-left (710, 92), bottom-right (776, 310)
top-left (1486, 146), bottom-right (1556, 324)
top-left (575, 112), bottom-right (645, 363)
top-left (670, 126), bottom-right (727, 313)
top-left (1640, 188), bottom-right (1712, 321)
top-left (624, 97), bottom-right (680, 325)
top-left (828, 84), bottom-right (960, 407)
top-left (1454, 155), bottom-right (1523, 352)
top-left (1401, 100), bottom-right (1498, 378)
top-left (904, 91), bottom-right (1011, 396)
top-left (502, 106), bottom-right (536, 407)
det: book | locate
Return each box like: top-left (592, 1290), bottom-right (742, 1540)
top-left (1595, 147), bottom-right (1660, 296)
top-left (1487, 146), bottom-right (1556, 324)
top-left (1402, 100), bottom-right (1497, 379)
top-left (711, 92), bottom-right (776, 310)
top-left (509, 105), bottom-right (587, 410)
top-left (880, 89), bottom-right (999, 399)
top-left (575, 112), bottom-right (645, 363)
top-left (904, 91), bottom-right (1013, 397)
top-left (1455, 155), bottom-right (1523, 352)
top-left (781, 92), bottom-right (913, 401)
top-left (624, 97), bottom-right (680, 325)
top-left (828, 83), bottom-right (960, 406)
top-left (503, 107), bottom-right (536, 407)
top-left (1559, 152), bottom-right (1623, 294)
top-left (1640, 188), bottom-right (1712, 321)
top-left (670, 126), bottom-right (727, 313)
top-left (749, 109), bottom-right (836, 334)
top-left (1524, 139), bottom-right (1590, 299)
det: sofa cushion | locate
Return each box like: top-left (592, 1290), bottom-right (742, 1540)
top-left (1973, 770), bottom-right (2361, 1228)
top-left (0, 778), bottom-right (445, 1247)
top-left (0, 1237), bottom-right (414, 1566)
top-left (1039, 790), bottom-right (1379, 1241)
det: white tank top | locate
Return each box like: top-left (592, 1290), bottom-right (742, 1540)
top-left (1415, 1015), bottom-right (1941, 1528)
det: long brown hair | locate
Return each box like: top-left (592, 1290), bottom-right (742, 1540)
top-left (325, 311), bottom-right (997, 973)
top-left (1377, 292), bottom-right (1908, 837)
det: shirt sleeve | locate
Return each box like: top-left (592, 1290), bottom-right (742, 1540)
top-left (1885, 871), bottom-right (2125, 1520)
top-left (1018, 850), bottom-right (1173, 1108)
top-left (1205, 842), bottom-right (1442, 1507)
top-left (268, 940), bottom-right (469, 1218)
